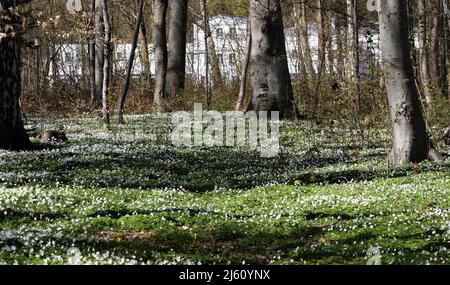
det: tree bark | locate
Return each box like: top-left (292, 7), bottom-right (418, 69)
top-left (200, 0), bottom-right (222, 89)
top-left (101, 0), bottom-right (111, 125)
top-left (235, 20), bottom-right (251, 111)
top-left (298, 0), bottom-right (315, 78)
top-left (418, 0), bottom-right (432, 104)
top-left (138, 0), bottom-right (151, 83)
top-left (118, 0), bottom-right (144, 124)
top-left (152, 0), bottom-right (168, 112)
top-left (94, 0), bottom-right (104, 107)
top-left (88, 0), bottom-right (96, 105)
top-left (248, 0), bottom-right (296, 119)
top-left (378, 0), bottom-right (443, 165)
top-left (165, 0), bottom-right (188, 105)
top-left (0, 1), bottom-right (32, 150)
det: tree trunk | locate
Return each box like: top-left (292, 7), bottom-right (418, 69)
top-left (89, 0), bottom-right (96, 105)
top-left (235, 20), bottom-right (251, 111)
top-left (152, 0), bottom-right (168, 112)
top-left (298, 0), bottom-right (315, 78)
top-left (378, 0), bottom-right (443, 165)
top-left (0, 3), bottom-right (31, 150)
top-left (200, 0), bottom-right (222, 89)
top-left (101, 0), bottom-right (111, 125)
top-left (443, 0), bottom-right (450, 98)
top-left (165, 0), bottom-right (188, 105)
top-left (429, 0), bottom-right (441, 88)
top-left (118, 0), bottom-right (144, 124)
top-left (94, 0), bottom-right (104, 107)
top-left (138, 0), bottom-right (151, 83)
top-left (316, 0), bottom-right (326, 75)
top-left (248, 0), bottom-right (296, 119)
top-left (418, 0), bottom-right (432, 104)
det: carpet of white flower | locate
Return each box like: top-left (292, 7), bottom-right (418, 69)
top-left (0, 115), bottom-right (449, 265)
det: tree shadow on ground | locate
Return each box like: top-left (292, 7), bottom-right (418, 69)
top-left (1, 144), bottom-right (449, 192)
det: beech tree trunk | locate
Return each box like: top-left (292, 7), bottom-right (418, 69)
top-left (378, 0), bottom-right (443, 165)
top-left (165, 0), bottom-right (188, 104)
top-left (152, 0), bottom-right (168, 112)
top-left (248, 0), bottom-right (296, 119)
top-left (0, 0), bottom-right (32, 150)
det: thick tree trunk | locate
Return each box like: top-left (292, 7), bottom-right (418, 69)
top-left (378, 0), bottom-right (443, 165)
top-left (152, 0), bottom-right (168, 112)
top-left (248, 0), bottom-right (296, 119)
top-left (0, 5), bottom-right (31, 150)
top-left (118, 0), bottom-right (144, 124)
top-left (165, 0), bottom-right (188, 104)
top-left (0, 37), bottom-right (31, 150)
top-left (443, 0), bottom-right (450, 98)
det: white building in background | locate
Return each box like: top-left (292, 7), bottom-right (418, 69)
top-left (50, 15), bottom-right (380, 83)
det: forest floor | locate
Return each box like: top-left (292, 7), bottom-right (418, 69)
top-left (0, 115), bottom-right (449, 265)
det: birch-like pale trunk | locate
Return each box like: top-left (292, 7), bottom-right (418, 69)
top-left (378, 0), bottom-right (443, 164)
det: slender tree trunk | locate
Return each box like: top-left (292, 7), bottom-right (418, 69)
top-left (165, 0), bottom-right (188, 105)
top-left (345, 0), bottom-right (355, 79)
top-left (89, 0), bottom-right (96, 105)
top-left (200, 0), bottom-right (222, 89)
top-left (152, 0), bottom-right (168, 112)
top-left (335, 17), bottom-right (345, 79)
top-left (248, 0), bottom-right (296, 119)
top-left (378, 0), bottom-right (443, 165)
top-left (438, 0), bottom-right (448, 98)
top-left (101, 0), bottom-right (111, 125)
top-left (94, 0), bottom-right (104, 107)
top-left (138, 10), bottom-right (151, 84)
top-left (326, 4), bottom-right (335, 76)
top-left (235, 20), bottom-right (251, 111)
top-left (118, 0), bottom-right (144, 123)
top-left (418, 0), bottom-right (432, 104)
top-left (298, 0), bottom-right (315, 78)
top-left (429, 0), bottom-right (440, 86)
